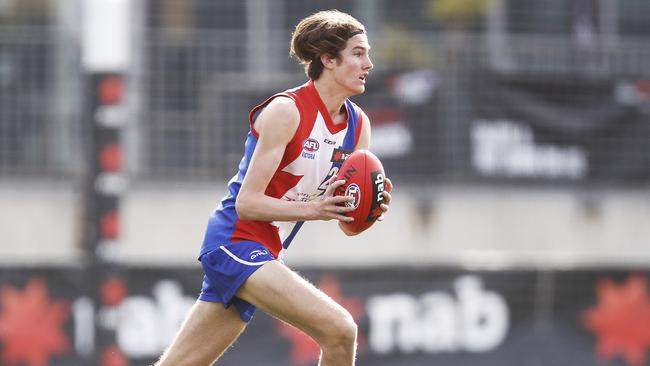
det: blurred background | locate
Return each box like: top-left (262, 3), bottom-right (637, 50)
top-left (0, 0), bottom-right (649, 365)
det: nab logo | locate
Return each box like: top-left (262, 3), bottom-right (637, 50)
top-left (331, 148), bottom-right (353, 163)
top-left (345, 183), bottom-right (361, 209)
top-left (367, 172), bottom-right (385, 222)
top-left (302, 138), bottom-right (320, 153)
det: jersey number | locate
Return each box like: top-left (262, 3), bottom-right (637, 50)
top-left (317, 166), bottom-right (340, 196)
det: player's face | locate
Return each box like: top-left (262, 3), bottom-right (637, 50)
top-left (333, 34), bottom-right (373, 95)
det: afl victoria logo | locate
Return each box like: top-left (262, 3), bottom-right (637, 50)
top-left (345, 183), bottom-right (361, 209)
top-left (303, 138), bottom-right (320, 152)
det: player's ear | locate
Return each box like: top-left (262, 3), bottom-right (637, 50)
top-left (320, 53), bottom-right (337, 70)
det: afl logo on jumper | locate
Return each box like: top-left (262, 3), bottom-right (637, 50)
top-left (303, 138), bottom-right (320, 152)
top-left (345, 183), bottom-right (361, 209)
top-left (302, 138), bottom-right (319, 159)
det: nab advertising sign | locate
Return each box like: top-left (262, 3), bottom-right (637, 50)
top-left (1, 267), bottom-right (650, 366)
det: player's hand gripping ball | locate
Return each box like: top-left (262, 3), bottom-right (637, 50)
top-left (334, 150), bottom-right (392, 234)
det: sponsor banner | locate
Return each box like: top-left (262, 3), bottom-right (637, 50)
top-left (1, 267), bottom-right (650, 365)
top-left (469, 72), bottom-right (650, 184)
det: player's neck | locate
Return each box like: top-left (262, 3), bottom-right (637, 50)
top-left (313, 78), bottom-right (348, 124)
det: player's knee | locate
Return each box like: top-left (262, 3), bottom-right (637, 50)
top-left (322, 311), bottom-right (357, 348)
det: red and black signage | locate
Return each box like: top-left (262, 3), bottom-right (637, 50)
top-left (81, 72), bottom-right (129, 366)
top-left (2, 267), bottom-right (650, 366)
top-left (83, 73), bottom-right (127, 259)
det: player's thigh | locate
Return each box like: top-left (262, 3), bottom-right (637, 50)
top-left (236, 261), bottom-right (354, 342)
top-left (159, 300), bottom-right (247, 365)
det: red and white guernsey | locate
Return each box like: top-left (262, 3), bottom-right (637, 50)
top-left (200, 80), bottom-right (364, 258)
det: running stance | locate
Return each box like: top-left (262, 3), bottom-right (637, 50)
top-left (155, 10), bottom-right (391, 366)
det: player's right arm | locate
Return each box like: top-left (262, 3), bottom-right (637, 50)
top-left (235, 97), bottom-right (354, 223)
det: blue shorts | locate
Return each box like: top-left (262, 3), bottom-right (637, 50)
top-left (198, 241), bottom-right (275, 322)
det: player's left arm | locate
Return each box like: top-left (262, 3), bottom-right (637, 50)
top-left (356, 109), bottom-right (392, 222)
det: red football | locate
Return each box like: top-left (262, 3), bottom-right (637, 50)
top-left (334, 149), bottom-right (389, 234)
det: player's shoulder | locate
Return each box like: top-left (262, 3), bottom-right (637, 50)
top-left (264, 96), bottom-right (300, 121)
top-left (361, 110), bottom-right (371, 127)
top-left (256, 96), bottom-right (300, 133)
top-left (268, 94), bottom-right (299, 109)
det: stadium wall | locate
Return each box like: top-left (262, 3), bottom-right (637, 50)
top-left (2, 183), bottom-right (648, 268)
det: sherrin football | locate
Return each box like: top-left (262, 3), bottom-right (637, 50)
top-left (334, 149), bottom-right (391, 234)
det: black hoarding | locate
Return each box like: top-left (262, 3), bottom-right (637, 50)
top-left (469, 72), bottom-right (650, 185)
top-left (1, 267), bottom-right (649, 365)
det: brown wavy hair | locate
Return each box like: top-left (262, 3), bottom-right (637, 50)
top-left (290, 10), bottom-right (365, 80)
